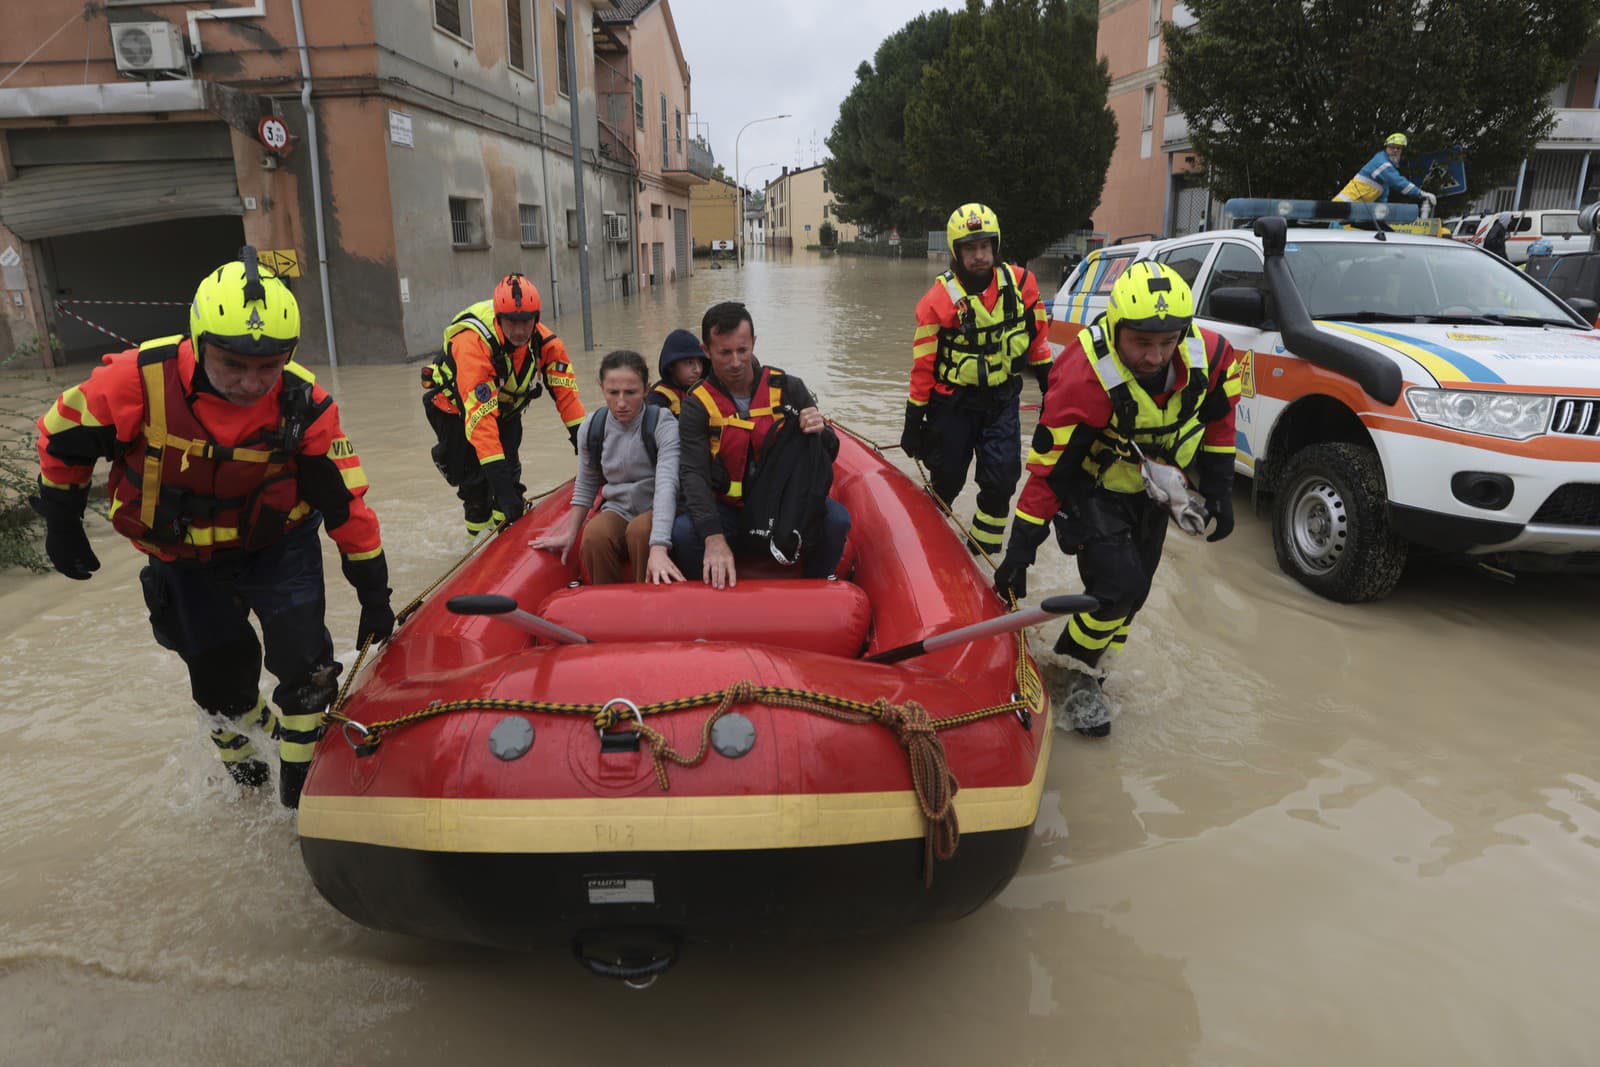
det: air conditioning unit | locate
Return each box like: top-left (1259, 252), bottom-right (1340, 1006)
top-left (111, 22), bottom-right (189, 75)
top-left (604, 212), bottom-right (630, 242)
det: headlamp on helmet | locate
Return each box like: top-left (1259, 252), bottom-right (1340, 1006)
top-left (1105, 262), bottom-right (1194, 340)
top-left (189, 246), bottom-right (300, 358)
top-left (494, 273), bottom-right (541, 322)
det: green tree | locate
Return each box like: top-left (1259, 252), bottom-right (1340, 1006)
top-left (825, 10), bottom-right (954, 235)
top-left (903, 0), bottom-right (1115, 261)
top-left (1164, 0), bottom-right (1600, 206)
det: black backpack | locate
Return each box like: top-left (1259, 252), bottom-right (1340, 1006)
top-left (584, 405), bottom-right (662, 471)
top-left (738, 408), bottom-right (835, 566)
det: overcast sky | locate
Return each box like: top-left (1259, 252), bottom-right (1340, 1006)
top-left (668, 0), bottom-right (964, 190)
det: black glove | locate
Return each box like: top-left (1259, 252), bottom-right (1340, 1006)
top-left (1195, 452), bottom-right (1235, 543)
top-left (342, 553), bottom-right (395, 646)
top-left (1205, 492), bottom-right (1234, 543)
top-left (1033, 364), bottom-right (1052, 395)
top-left (566, 423), bottom-right (580, 454)
top-left (31, 485), bottom-right (100, 581)
top-left (482, 460), bottom-right (525, 524)
top-left (993, 556), bottom-right (1029, 602)
top-left (899, 402), bottom-right (927, 461)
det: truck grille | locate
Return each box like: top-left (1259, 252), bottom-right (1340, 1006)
top-left (1551, 398), bottom-right (1600, 437)
top-left (1531, 484), bottom-right (1600, 527)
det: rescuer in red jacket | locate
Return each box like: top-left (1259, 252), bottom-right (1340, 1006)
top-left (31, 248), bottom-right (392, 808)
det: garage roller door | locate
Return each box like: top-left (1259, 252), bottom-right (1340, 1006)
top-left (0, 159), bottom-right (242, 240)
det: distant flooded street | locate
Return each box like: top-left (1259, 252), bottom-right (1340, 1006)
top-left (3, 249), bottom-right (1599, 1066)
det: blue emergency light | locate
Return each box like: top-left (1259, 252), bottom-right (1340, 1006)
top-left (1223, 198), bottom-right (1421, 224)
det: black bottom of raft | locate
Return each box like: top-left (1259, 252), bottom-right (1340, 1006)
top-left (300, 828), bottom-right (1031, 950)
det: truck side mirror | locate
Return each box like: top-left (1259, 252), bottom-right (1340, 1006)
top-left (1566, 296), bottom-right (1598, 324)
top-left (1208, 287), bottom-right (1268, 327)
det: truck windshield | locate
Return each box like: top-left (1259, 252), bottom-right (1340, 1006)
top-left (1286, 241), bottom-right (1581, 326)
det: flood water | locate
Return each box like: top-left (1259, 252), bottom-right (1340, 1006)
top-left (3, 249), bottom-right (1599, 1065)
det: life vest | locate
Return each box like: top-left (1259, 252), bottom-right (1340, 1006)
top-left (421, 300), bottom-right (548, 416)
top-left (1074, 322), bottom-right (1211, 495)
top-left (584, 403), bottom-right (662, 471)
top-left (934, 264), bottom-right (1037, 389)
top-left (107, 336), bottom-right (324, 560)
top-left (648, 382), bottom-right (684, 414)
top-left (688, 367), bottom-right (788, 507)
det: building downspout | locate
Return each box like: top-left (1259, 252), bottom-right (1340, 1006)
top-left (564, 0), bottom-right (594, 351)
top-left (1512, 158), bottom-right (1528, 212)
top-left (289, 0), bottom-right (338, 367)
top-left (530, 2), bottom-right (561, 316)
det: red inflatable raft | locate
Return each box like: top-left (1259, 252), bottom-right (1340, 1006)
top-left (298, 432), bottom-right (1056, 980)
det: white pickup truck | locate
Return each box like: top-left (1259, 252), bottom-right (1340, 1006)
top-left (1052, 206), bottom-right (1600, 601)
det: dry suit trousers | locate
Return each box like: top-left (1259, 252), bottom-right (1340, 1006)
top-left (424, 400), bottom-right (523, 523)
top-left (138, 519), bottom-right (339, 768)
top-left (1051, 489), bottom-right (1170, 668)
top-left (925, 381), bottom-right (1023, 553)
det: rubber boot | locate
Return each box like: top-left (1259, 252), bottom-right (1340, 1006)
top-left (227, 759), bottom-right (272, 787)
top-left (279, 760), bottom-right (310, 809)
top-left (1062, 669), bottom-right (1112, 738)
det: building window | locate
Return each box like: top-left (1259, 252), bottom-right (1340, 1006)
top-left (660, 94), bottom-right (669, 169)
top-left (555, 10), bottom-right (570, 96)
top-left (507, 0), bottom-right (527, 72)
top-left (1148, 0), bottom-right (1162, 36)
top-left (519, 203), bottom-right (545, 247)
top-left (634, 74), bottom-right (644, 130)
top-left (566, 209), bottom-right (579, 246)
top-left (675, 108), bottom-right (682, 156)
top-left (1142, 86), bottom-right (1156, 131)
top-left (822, 175), bottom-right (830, 193)
top-left (434, 0), bottom-right (470, 41)
top-left (449, 196), bottom-right (487, 248)
top-left (651, 203), bottom-right (664, 218)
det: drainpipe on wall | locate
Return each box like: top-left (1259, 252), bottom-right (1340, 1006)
top-left (1512, 157), bottom-right (1528, 212)
top-left (529, 1), bottom-right (561, 317)
top-left (289, 0), bottom-right (338, 367)
top-left (564, 0), bottom-right (594, 352)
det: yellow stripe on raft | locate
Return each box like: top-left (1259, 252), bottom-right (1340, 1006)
top-left (1320, 322), bottom-right (1469, 384)
top-left (298, 726), bottom-right (1052, 853)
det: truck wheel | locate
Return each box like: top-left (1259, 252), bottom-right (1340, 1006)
top-left (1272, 442), bottom-right (1407, 602)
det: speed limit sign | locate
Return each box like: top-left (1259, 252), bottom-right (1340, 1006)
top-left (258, 116), bottom-right (291, 154)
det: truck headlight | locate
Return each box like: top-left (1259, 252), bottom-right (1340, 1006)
top-left (1405, 388), bottom-right (1551, 440)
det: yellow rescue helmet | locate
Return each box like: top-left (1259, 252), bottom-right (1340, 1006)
top-left (190, 246), bottom-right (300, 358)
top-left (1106, 261), bottom-right (1194, 340)
top-left (1385, 132), bottom-right (1408, 148)
top-left (947, 202), bottom-right (1001, 253)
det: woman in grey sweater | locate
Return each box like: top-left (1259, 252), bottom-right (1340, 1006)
top-left (531, 350), bottom-right (685, 584)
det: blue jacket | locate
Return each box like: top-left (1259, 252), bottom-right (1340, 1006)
top-left (1351, 149), bottom-right (1421, 202)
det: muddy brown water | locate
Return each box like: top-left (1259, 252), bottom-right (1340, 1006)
top-left (2, 251), bottom-right (1598, 1065)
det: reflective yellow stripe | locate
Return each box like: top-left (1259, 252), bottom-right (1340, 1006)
top-left (279, 740), bottom-right (317, 762)
top-left (1015, 509), bottom-right (1048, 526)
top-left (1067, 614), bottom-right (1122, 650)
top-left (464, 395), bottom-right (499, 436)
top-left (1048, 425), bottom-right (1074, 444)
top-left (39, 473), bottom-right (87, 490)
top-left (338, 463), bottom-right (369, 491)
top-left (1201, 443), bottom-right (1233, 453)
top-left (139, 361), bottom-right (166, 530)
top-left (42, 387), bottom-right (105, 434)
top-left (726, 480), bottom-right (743, 499)
top-left (345, 546), bottom-right (384, 562)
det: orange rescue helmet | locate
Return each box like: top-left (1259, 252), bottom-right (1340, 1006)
top-left (493, 273), bottom-right (541, 322)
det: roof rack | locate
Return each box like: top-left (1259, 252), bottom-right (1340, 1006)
top-left (1223, 198), bottom-right (1420, 225)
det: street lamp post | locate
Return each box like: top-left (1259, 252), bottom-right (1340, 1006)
top-left (735, 113), bottom-right (790, 269)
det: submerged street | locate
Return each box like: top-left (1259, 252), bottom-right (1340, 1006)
top-left (3, 250), bottom-right (1599, 1065)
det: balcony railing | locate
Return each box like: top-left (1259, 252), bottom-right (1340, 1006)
top-left (663, 138), bottom-right (714, 185)
top-left (1540, 109), bottom-right (1600, 149)
top-left (598, 119), bottom-right (637, 169)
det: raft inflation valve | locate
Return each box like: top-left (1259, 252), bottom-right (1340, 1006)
top-left (488, 716), bottom-right (535, 760)
top-left (711, 712), bottom-right (756, 758)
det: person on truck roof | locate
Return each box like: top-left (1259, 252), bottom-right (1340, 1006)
top-left (1335, 132), bottom-right (1436, 214)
